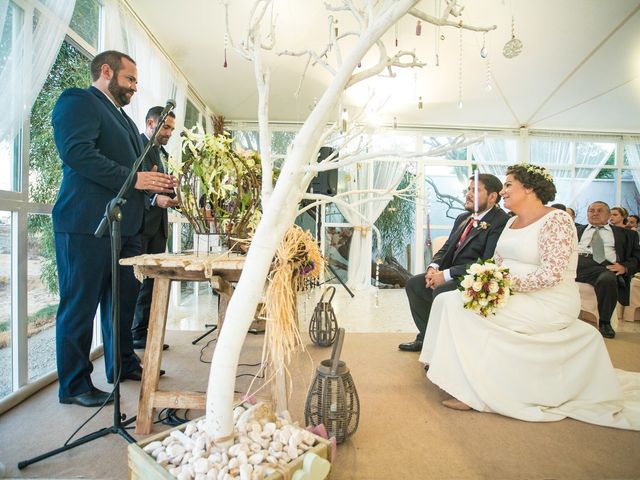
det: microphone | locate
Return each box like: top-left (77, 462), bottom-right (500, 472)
top-left (160, 99), bottom-right (176, 117)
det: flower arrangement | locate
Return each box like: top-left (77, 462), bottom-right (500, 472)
top-left (523, 163), bottom-right (553, 182)
top-left (458, 258), bottom-right (512, 317)
top-left (169, 125), bottom-right (262, 242)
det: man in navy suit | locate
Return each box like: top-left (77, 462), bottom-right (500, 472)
top-left (52, 50), bottom-right (175, 407)
top-left (132, 106), bottom-right (178, 350)
top-left (576, 201), bottom-right (640, 339)
top-left (399, 174), bottom-right (509, 352)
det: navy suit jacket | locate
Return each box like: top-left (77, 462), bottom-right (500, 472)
top-left (432, 206), bottom-right (510, 280)
top-left (52, 86), bottom-right (144, 236)
top-left (576, 223), bottom-right (640, 304)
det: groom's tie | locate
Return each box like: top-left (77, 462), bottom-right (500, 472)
top-left (590, 226), bottom-right (606, 263)
top-left (456, 217), bottom-right (475, 250)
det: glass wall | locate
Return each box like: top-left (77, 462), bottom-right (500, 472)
top-left (0, 211), bottom-right (12, 398)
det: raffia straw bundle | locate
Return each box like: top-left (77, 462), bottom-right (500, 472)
top-left (251, 225), bottom-right (324, 399)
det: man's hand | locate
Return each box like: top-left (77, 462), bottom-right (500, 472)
top-left (135, 165), bottom-right (176, 193)
top-left (424, 266), bottom-right (437, 288)
top-left (155, 195), bottom-right (179, 209)
top-left (607, 262), bottom-right (627, 276)
top-left (426, 269), bottom-right (446, 289)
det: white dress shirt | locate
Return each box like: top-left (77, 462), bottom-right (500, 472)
top-left (577, 224), bottom-right (616, 264)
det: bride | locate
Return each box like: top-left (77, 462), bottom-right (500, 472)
top-left (419, 164), bottom-right (640, 430)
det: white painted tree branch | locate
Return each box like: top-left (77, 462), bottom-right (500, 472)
top-left (408, 6), bottom-right (497, 32)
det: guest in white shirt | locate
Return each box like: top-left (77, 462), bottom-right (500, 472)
top-left (575, 201), bottom-right (640, 338)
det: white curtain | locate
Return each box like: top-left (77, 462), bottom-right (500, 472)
top-left (471, 137), bottom-right (517, 177)
top-left (103, 0), bottom-right (188, 159)
top-left (625, 138), bottom-right (640, 193)
top-left (0, 0), bottom-right (75, 143)
top-left (337, 160), bottom-right (406, 290)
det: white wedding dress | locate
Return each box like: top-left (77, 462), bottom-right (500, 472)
top-left (419, 209), bottom-right (640, 429)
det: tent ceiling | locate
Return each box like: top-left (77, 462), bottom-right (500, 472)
top-left (126, 0), bottom-right (640, 134)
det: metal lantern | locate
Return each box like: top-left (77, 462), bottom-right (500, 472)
top-left (309, 286), bottom-right (339, 347)
top-left (304, 328), bottom-right (360, 443)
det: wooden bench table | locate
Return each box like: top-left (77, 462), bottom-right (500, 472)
top-left (120, 253), bottom-right (245, 434)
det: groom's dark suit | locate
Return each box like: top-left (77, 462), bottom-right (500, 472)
top-left (575, 223), bottom-right (640, 325)
top-left (405, 206), bottom-right (509, 343)
top-left (132, 135), bottom-right (170, 342)
top-left (52, 86), bottom-right (144, 398)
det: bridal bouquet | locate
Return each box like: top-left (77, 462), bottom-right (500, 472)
top-left (459, 259), bottom-right (512, 317)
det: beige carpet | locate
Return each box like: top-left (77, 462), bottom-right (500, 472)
top-left (0, 330), bottom-right (639, 479)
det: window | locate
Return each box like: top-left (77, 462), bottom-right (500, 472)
top-left (69, 0), bottom-right (100, 49)
top-left (0, 210), bottom-right (12, 399)
top-left (184, 99), bottom-right (200, 130)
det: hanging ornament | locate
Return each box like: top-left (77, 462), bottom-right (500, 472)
top-left (480, 32), bottom-right (488, 58)
top-left (485, 59), bottom-right (492, 92)
top-left (503, 16), bottom-right (523, 59)
top-left (341, 108), bottom-right (348, 132)
top-left (357, 61), bottom-right (361, 68)
top-left (223, 33), bottom-right (229, 68)
top-left (457, 27), bottom-right (463, 109)
top-left (440, 34), bottom-right (445, 41)
top-left (418, 96), bottom-right (423, 109)
top-left (334, 19), bottom-right (339, 38)
top-left (415, 20), bottom-right (422, 36)
top-left (393, 116), bottom-right (397, 129)
top-left (395, 22), bottom-right (399, 47)
top-left (375, 258), bottom-right (382, 307)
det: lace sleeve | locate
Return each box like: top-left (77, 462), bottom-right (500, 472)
top-left (511, 211), bottom-right (576, 292)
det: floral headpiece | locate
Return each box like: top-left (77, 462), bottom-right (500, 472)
top-left (522, 164), bottom-right (553, 183)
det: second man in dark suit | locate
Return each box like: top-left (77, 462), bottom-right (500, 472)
top-left (132, 106), bottom-right (178, 350)
top-left (399, 173), bottom-right (509, 352)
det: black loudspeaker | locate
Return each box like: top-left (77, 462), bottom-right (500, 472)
top-left (309, 147), bottom-right (338, 196)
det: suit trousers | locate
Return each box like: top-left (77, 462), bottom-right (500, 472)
top-left (575, 256), bottom-right (618, 325)
top-left (405, 274), bottom-right (459, 341)
top-left (54, 232), bottom-right (142, 398)
top-left (132, 230), bottom-right (167, 340)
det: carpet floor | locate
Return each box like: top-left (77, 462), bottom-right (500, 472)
top-left (0, 330), bottom-right (639, 479)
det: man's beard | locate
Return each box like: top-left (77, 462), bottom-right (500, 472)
top-left (108, 75), bottom-right (133, 106)
top-left (465, 199), bottom-right (489, 213)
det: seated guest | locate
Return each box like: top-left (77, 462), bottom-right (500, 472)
top-left (576, 201), bottom-right (640, 338)
top-left (566, 207), bottom-right (576, 222)
top-left (610, 206), bottom-right (628, 227)
top-left (627, 214), bottom-right (639, 231)
top-left (418, 165), bottom-right (640, 430)
top-left (551, 203), bottom-right (566, 211)
top-left (399, 173), bottom-right (509, 352)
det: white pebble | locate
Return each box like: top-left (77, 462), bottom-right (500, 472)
top-left (143, 440), bottom-right (163, 453)
top-left (185, 423), bottom-right (197, 436)
top-left (239, 464), bottom-right (253, 480)
top-left (193, 457), bottom-right (210, 474)
top-left (206, 468), bottom-right (219, 479)
top-left (248, 453), bottom-right (265, 465)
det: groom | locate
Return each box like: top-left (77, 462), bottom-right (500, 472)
top-left (399, 173), bottom-right (509, 352)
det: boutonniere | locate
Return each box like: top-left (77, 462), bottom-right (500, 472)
top-left (473, 221), bottom-right (490, 230)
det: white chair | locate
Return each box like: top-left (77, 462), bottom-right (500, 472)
top-left (576, 282), bottom-right (621, 326)
top-left (431, 236), bottom-right (448, 255)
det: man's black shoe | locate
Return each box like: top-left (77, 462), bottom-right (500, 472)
top-left (599, 323), bottom-right (615, 339)
top-left (108, 367), bottom-right (166, 383)
top-left (398, 340), bottom-right (423, 352)
top-left (60, 387), bottom-right (113, 407)
top-left (133, 337), bottom-right (169, 351)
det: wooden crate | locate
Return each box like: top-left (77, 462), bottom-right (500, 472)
top-left (129, 418), bottom-right (331, 479)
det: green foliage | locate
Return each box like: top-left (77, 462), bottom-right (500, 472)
top-left (28, 42), bottom-right (91, 295)
top-left (375, 171), bottom-right (415, 259)
top-left (70, 0), bottom-right (100, 48)
top-left (0, 304), bottom-right (57, 332)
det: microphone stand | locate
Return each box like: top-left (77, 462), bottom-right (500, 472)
top-left (18, 104), bottom-right (175, 469)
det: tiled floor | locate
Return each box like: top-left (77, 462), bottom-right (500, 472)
top-left (166, 285), bottom-right (640, 335)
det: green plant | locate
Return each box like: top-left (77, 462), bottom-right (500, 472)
top-left (28, 41), bottom-right (91, 295)
top-left (375, 171), bottom-right (415, 259)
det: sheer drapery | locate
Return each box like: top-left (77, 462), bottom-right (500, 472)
top-left (471, 137), bottom-right (517, 177)
top-left (337, 160), bottom-right (406, 290)
top-left (624, 138), bottom-right (640, 194)
top-left (103, 0), bottom-right (188, 159)
top-left (0, 0), bottom-right (75, 143)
